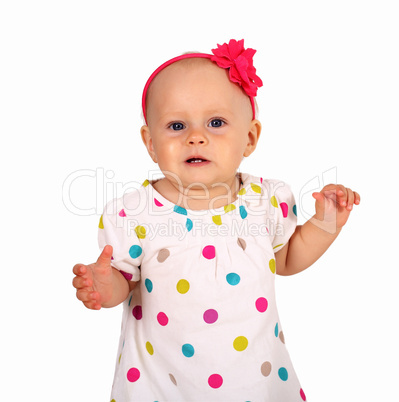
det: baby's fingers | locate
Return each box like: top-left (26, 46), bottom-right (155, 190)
top-left (76, 289), bottom-right (102, 310)
top-left (338, 187), bottom-right (353, 210)
top-left (336, 186), bottom-right (360, 211)
top-left (72, 275), bottom-right (89, 290)
top-left (73, 263), bottom-right (87, 277)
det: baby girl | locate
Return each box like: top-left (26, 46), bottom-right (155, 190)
top-left (73, 39), bottom-right (360, 401)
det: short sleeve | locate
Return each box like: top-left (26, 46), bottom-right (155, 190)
top-left (269, 180), bottom-right (297, 253)
top-left (98, 199), bottom-right (143, 282)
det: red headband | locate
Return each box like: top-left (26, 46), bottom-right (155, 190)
top-left (141, 39), bottom-right (263, 124)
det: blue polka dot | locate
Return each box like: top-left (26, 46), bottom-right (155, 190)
top-left (182, 343), bottom-right (195, 357)
top-left (239, 205), bottom-right (248, 219)
top-left (226, 273), bottom-right (241, 286)
top-left (145, 278), bottom-right (153, 293)
top-left (293, 204), bottom-right (297, 216)
top-left (186, 218), bottom-right (193, 232)
top-left (174, 205), bottom-right (187, 215)
top-left (278, 367), bottom-right (288, 381)
top-left (129, 245), bottom-right (142, 258)
top-left (274, 323), bottom-right (279, 337)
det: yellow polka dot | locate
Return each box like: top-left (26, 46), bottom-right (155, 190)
top-left (233, 336), bottom-right (248, 351)
top-left (238, 187), bottom-right (246, 196)
top-left (224, 204), bottom-right (236, 213)
top-left (269, 258), bottom-right (276, 274)
top-left (146, 341), bottom-right (154, 355)
top-left (135, 225), bottom-right (146, 239)
top-left (118, 354), bottom-right (121, 364)
top-left (271, 196), bottom-right (278, 208)
top-left (98, 215), bottom-right (104, 229)
top-left (251, 183), bottom-right (261, 194)
top-left (212, 215), bottom-right (222, 225)
top-left (176, 279), bottom-right (190, 294)
top-left (142, 179), bottom-right (150, 187)
top-left (273, 243), bottom-right (283, 250)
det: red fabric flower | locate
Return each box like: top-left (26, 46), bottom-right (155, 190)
top-left (211, 39), bottom-right (263, 97)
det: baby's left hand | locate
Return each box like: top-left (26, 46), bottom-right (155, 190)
top-left (312, 184), bottom-right (360, 230)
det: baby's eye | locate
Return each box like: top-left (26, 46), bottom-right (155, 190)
top-left (209, 119), bottom-right (225, 128)
top-left (169, 122), bottom-right (185, 131)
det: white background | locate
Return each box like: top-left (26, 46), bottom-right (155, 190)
top-left (1, 1), bottom-right (398, 401)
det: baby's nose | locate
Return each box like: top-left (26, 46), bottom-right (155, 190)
top-left (186, 128), bottom-right (208, 145)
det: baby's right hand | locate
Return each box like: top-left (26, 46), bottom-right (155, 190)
top-left (72, 245), bottom-right (114, 310)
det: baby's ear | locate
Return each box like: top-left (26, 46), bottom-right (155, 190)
top-left (243, 119), bottom-right (261, 157)
top-left (140, 125), bottom-right (158, 163)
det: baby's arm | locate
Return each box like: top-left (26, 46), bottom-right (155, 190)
top-left (276, 184), bottom-right (360, 276)
top-left (73, 245), bottom-right (137, 310)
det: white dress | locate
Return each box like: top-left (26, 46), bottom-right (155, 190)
top-left (98, 173), bottom-right (307, 402)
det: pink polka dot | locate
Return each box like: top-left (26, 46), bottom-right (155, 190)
top-left (256, 297), bottom-right (268, 313)
top-left (208, 374), bottom-right (223, 389)
top-left (154, 198), bottom-right (163, 207)
top-left (203, 309), bottom-right (218, 324)
top-left (202, 245), bottom-right (215, 259)
top-left (157, 312), bottom-right (169, 326)
top-left (127, 367), bottom-right (140, 382)
top-left (132, 305), bottom-right (142, 320)
top-left (119, 209), bottom-right (126, 217)
top-left (120, 270), bottom-right (133, 281)
top-left (300, 388), bottom-right (307, 401)
top-left (280, 202), bottom-right (288, 218)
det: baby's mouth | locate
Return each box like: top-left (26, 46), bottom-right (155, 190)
top-left (186, 158), bottom-right (208, 164)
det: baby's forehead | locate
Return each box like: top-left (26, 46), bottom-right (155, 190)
top-left (148, 58), bottom-right (220, 89)
top-left (145, 58), bottom-right (244, 104)
top-left (144, 57), bottom-right (253, 122)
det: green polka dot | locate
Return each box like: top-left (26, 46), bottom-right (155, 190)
top-left (145, 278), bottom-right (153, 293)
top-left (182, 343), bottom-right (195, 357)
top-left (174, 205), bottom-right (187, 215)
top-left (226, 273), bottom-right (241, 286)
top-left (129, 245), bottom-right (143, 259)
top-left (278, 367), bottom-right (288, 381)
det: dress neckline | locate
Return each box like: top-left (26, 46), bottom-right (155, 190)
top-left (144, 172), bottom-right (250, 216)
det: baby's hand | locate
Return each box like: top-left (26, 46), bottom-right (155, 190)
top-left (312, 184), bottom-right (360, 232)
top-left (72, 245), bottom-right (114, 310)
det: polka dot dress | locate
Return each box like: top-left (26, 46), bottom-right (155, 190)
top-left (99, 173), bottom-right (306, 401)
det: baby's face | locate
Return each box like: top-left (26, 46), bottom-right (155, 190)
top-left (142, 59), bottom-right (260, 192)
